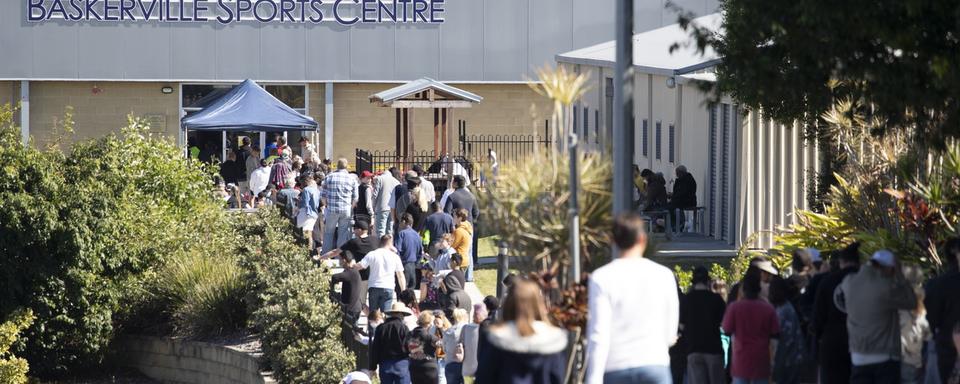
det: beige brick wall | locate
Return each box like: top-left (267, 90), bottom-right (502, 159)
top-left (330, 83), bottom-right (553, 161)
top-left (28, 81), bottom-right (179, 148)
top-left (0, 81), bottom-right (18, 109)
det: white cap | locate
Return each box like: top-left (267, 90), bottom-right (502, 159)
top-left (343, 371), bottom-right (371, 384)
top-left (807, 248), bottom-right (822, 263)
top-left (870, 249), bottom-right (896, 268)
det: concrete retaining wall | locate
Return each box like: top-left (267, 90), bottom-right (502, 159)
top-left (114, 335), bottom-right (274, 384)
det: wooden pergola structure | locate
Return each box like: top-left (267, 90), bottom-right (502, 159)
top-left (369, 78), bottom-right (483, 162)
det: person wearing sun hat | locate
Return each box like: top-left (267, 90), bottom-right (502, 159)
top-left (342, 371), bottom-right (372, 384)
top-left (371, 302), bottom-right (414, 384)
top-left (840, 249), bottom-right (918, 382)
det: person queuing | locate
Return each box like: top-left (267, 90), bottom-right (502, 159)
top-left (814, 242), bottom-right (862, 384)
top-left (927, 238), bottom-right (960, 381)
top-left (586, 212), bottom-right (679, 384)
top-left (407, 311), bottom-right (440, 384)
top-left (770, 276), bottom-right (806, 384)
top-left (639, 169), bottom-right (667, 212)
top-left (476, 279), bottom-right (568, 384)
top-left (461, 303), bottom-right (487, 380)
top-left (331, 252), bottom-right (363, 325)
top-left (373, 167), bottom-right (402, 237)
top-left (722, 270), bottom-right (780, 384)
top-left (321, 158), bottom-right (359, 254)
top-left (371, 302), bottom-right (415, 384)
top-left (396, 213), bottom-right (424, 291)
top-left (296, 173), bottom-right (321, 253)
top-left (667, 165), bottom-right (697, 232)
top-left (444, 175), bottom-right (480, 281)
top-left (411, 164), bottom-right (436, 204)
top-left (451, 209), bottom-right (474, 282)
top-left (354, 170), bottom-right (375, 225)
top-left (681, 266), bottom-right (726, 384)
top-left (424, 201), bottom-right (454, 256)
top-left (355, 235), bottom-right (406, 314)
top-left (841, 250), bottom-right (918, 383)
top-left (441, 268), bottom-right (472, 322)
top-left (442, 308), bottom-right (469, 384)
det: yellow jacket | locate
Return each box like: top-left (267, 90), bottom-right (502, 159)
top-left (452, 221), bottom-right (473, 266)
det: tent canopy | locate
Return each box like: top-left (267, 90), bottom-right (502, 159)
top-left (181, 79), bottom-right (318, 132)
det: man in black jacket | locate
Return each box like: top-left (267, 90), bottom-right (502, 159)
top-left (925, 237), bottom-right (960, 380)
top-left (669, 165), bottom-right (697, 232)
top-left (813, 242), bottom-right (861, 384)
top-left (370, 303), bottom-right (413, 384)
top-left (443, 175), bottom-right (480, 281)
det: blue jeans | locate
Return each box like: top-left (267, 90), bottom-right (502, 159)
top-left (604, 365), bottom-right (672, 384)
top-left (368, 287), bottom-right (394, 314)
top-left (444, 361), bottom-right (464, 384)
top-left (732, 379), bottom-right (769, 384)
top-left (376, 210), bottom-right (393, 237)
top-left (437, 358), bottom-right (447, 384)
top-left (322, 210), bottom-right (352, 254)
top-left (380, 359), bottom-right (412, 384)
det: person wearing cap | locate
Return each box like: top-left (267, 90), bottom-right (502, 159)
top-left (354, 170), bottom-right (375, 224)
top-left (839, 249), bottom-right (917, 383)
top-left (371, 302), bottom-right (414, 384)
top-left (342, 371), bottom-right (372, 384)
top-left (331, 251), bottom-right (363, 325)
top-left (682, 266), bottom-right (726, 384)
top-left (373, 167), bottom-right (402, 237)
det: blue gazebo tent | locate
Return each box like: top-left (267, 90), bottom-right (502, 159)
top-left (181, 79), bottom-right (318, 160)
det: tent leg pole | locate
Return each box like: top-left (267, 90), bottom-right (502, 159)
top-left (184, 128), bottom-right (189, 158)
top-left (260, 132), bottom-right (266, 159)
top-left (222, 131), bottom-right (227, 162)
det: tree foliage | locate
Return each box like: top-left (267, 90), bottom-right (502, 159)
top-left (0, 106), bottom-right (227, 376)
top-left (681, 0), bottom-right (960, 144)
top-left (0, 309), bottom-right (33, 384)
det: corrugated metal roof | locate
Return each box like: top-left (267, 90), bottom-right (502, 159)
top-left (556, 13), bottom-right (723, 76)
top-left (370, 77), bottom-right (484, 104)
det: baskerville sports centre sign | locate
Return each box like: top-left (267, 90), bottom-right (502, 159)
top-left (26, 0), bottom-right (446, 25)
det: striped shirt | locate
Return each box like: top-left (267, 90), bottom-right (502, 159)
top-left (322, 169), bottom-right (359, 214)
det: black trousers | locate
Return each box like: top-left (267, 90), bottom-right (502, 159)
top-left (851, 361), bottom-right (899, 384)
top-left (820, 339), bottom-right (852, 384)
top-left (937, 342), bottom-right (958, 382)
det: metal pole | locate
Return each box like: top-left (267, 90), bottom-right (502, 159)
top-left (568, 131), bottom-right (581, 285)
top-left (613, 0), bottom-right (635, 217)
top-left (496, 241), bottom-right (510, 299)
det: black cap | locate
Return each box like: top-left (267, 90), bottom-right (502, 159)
top-left (353, 220), bottom-right (370, 230)
top-left (692, 266), bottom-right (710, 285)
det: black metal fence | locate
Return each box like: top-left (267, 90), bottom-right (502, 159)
top-left (458, 121), bottom-right (552, 167)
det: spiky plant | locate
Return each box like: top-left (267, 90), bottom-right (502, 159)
top-left (481, 152), bottom-right (612, 277)
top-left (529, 65), bottom-right (591, 155)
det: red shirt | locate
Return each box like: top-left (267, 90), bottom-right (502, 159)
top-left (722, 298), bottom-right (780, 380)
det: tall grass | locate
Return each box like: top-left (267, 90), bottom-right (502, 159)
top-left (155, 251), bottom-right (247, 337)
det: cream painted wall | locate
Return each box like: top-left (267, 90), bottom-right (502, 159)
top-left (27, 82), bottom-right (179, 148)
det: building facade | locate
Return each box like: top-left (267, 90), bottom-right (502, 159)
top-left (1, 0), bottom-right (719, 161)
top-left (558, 14), bottom-right (819, 247)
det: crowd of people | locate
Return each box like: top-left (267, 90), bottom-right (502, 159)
top-left (587, 212), bottom-right (960, 384)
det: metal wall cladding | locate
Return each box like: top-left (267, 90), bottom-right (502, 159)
top-left (3, 0), bottom-right (718, 82)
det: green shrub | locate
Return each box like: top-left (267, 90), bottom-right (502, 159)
top-left (153, 250), bottom-right (248, 337)
top-left (0, 107), bottom-right (226, 377)
top-left (0, 309), bottom-right (34, 384)
top-left (235, 210), bottom-right (355, 384)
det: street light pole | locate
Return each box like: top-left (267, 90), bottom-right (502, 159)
top-left (568, 131), bottom-right (581, 286)
top-left (613, 0), bottom-right (634, 218)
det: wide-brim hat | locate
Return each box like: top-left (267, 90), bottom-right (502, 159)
top-left (753, 260), bottom-right (779, 276)
top-left (385, 302), bottom-right (414, 317)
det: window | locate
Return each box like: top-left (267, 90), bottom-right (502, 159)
top-left (583, 107), bottom-right (589, 138)
top-left (668, 123), bottom-right (675, 163)
top-left (182, 83), bottom-right (307, 116)
top-left (642, 119), bottom-right (648, 157)
top-left (573, 106), bottom-right (578, 137)
top-left (605, 78), bottom-right (614, 146)
top-left (595, 110), bottom-right (600, 144)
top-left (720, 104), bottom-right (731, 239)
top-left (655, 121), bottom-right (662, 160)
